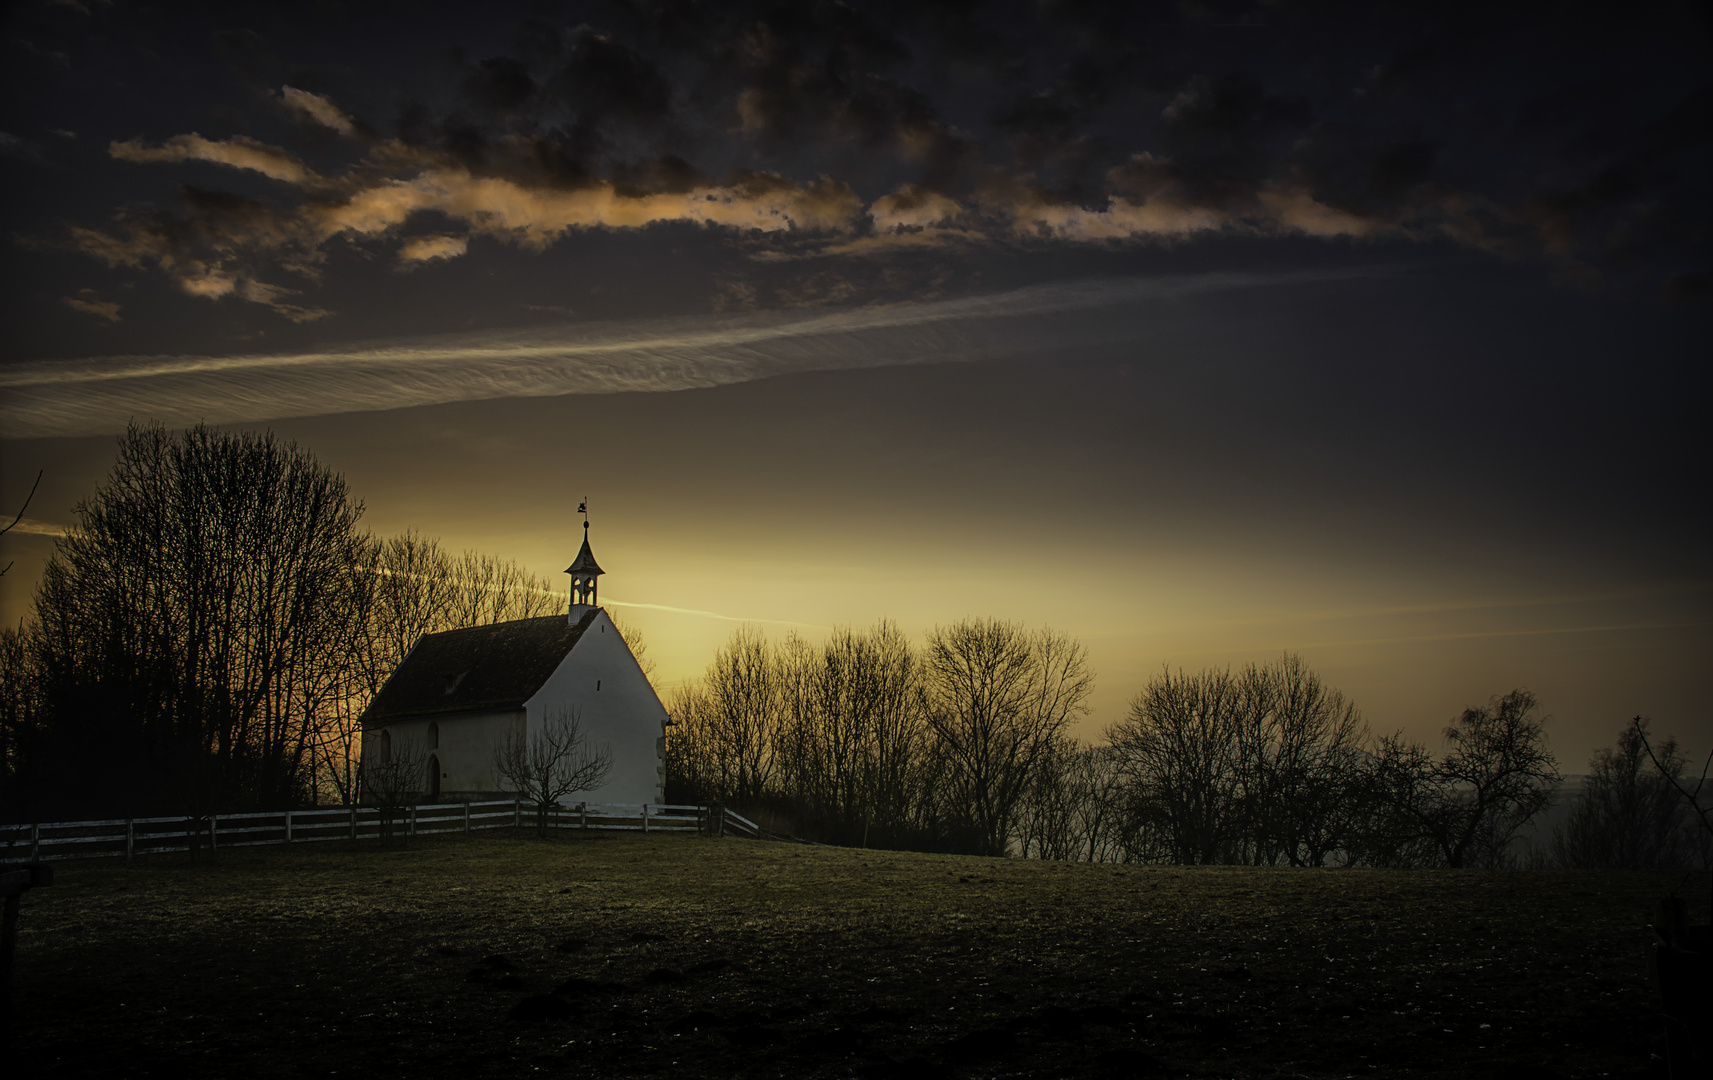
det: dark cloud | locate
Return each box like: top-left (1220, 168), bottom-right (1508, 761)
top-left (559, 32), bottom-right (673, 125)
top-left (462, 57), bottom-right (538, 116)
top-left (1158, 74), bottom-right (1313, 177)
top-left (10, 0), bottom-right (1710, 333)
top-left (1364, 141), bottom-right (1438, 201)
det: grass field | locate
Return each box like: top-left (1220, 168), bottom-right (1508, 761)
top-left (9, 831), bottom-right (1700, 1078)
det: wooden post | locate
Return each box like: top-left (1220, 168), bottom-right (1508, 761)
top-left (350, 805), bottom-right (357, 841)
top-left (515, 799), bottom-right (521, 828)
top-left (125, 818), bottom-right (134, 861)
top-left (209, 815), bottom-right (218, 854)
top-left (409, 805), bottom-right (416, 837)
top-left (642, 804), bottom-right (649, 834)
top-left (464, 802), bottom-right (471, 834)
top-left (284, 810), bottom-right (293, 845)
top-left (581, 802), bottom-right (587, 831)
top-left (29, 824), bottom-right (38, 862)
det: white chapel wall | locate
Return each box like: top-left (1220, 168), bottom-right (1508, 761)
top-left (524, 609), bottom-right (667, 804)
top-left (363, 710), bottom-right (525, 798)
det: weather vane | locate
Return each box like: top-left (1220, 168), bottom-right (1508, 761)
top-left (578, 496), bottom-right (588, 531)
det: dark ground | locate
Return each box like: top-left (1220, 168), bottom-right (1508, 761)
top-left (8, 831), bottom-right (1703, 1078)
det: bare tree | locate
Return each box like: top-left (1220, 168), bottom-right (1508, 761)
top-left (1018, 738), bottom-right (1125, 861)
top-left (443, 550), bottom-right (560, 628)
top-left (1106, 657), bottom-right (1375, 867)
top-left (0, 625), bottom-right (41, 796)
top-left (690, 625), bottom-right (784, 806)
top-left (1551, 719), bottom-right (1705, 869)
top-left (1632, 715), bottom-right (1713, 849)
top-left (0, 470), bottom-right (42, 578)
top-left (1348, 732), bottom-right (1449, 867)
top-left (1250, 656), bottom-right (1370, 866)
top-left (1106, 665), bottom-right (1250, 864)
top-left (664, 682), bottom-right (716, 803)
top-left (1358, 690), bottom-right (1560, 868)
top-left (361, 731), bottom-right (427, 845)
top-left (492, 708), bottom-right (612, 837)
top-left (30, 423), bottom-right (371, 816)
top-left (777, 621), bottom-right (927, 847)
top-left (1430, 690), bottom-right (1561, 867)
top-left (922, 619), bottom-right (1092, 856)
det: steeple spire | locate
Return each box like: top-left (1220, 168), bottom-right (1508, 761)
top-left (565, 497), bottom-right (604, 619)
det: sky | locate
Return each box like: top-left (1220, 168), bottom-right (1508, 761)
top-left (1, 0), bottom-right (1709, 768)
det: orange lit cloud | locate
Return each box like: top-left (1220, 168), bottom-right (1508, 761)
top-left (110, 134), bottom-right (316, 185)
top-left (869, 185), bottom-right (965, 232)
top-left (398, 234), bottom-right (469, 265)
top-left (990, 154), bottom-right (1382, 243)
top-left (308, 168), bottom-right (863, 247)
top-left (77, 85), bottom-right (1567, 320)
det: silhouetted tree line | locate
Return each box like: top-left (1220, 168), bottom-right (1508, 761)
top-left (0, 423), bottom-right (575, 822)
top-left (668, 619), bottom-right (1092, 855)
top-left (672, 628), bottom-right (1708, 867)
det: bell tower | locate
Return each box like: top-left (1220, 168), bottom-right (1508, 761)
top-left (565, 498), bottom-right (605, 621)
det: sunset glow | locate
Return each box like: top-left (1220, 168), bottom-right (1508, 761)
top-left (1, 0), bottom-right (1708, 771)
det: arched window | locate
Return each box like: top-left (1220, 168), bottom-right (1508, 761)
top-left (377, 729), bottom-right (392, 763)
top-left (427, 721), bottom-right (439, 749)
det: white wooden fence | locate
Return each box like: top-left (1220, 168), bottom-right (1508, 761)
top-left (0, 800), bottom-right (764, 864)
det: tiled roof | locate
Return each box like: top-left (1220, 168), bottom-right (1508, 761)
top-left (361, 609), bottom-right (598, 726)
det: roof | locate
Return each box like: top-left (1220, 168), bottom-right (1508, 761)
top-left (361, 609), bottom-right (599, 726)
top-left (565, 535), bottom-right (604, 576)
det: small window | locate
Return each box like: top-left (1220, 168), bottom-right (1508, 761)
top-left (596, 679), bottom-right (602, 691)
top-left (427, 721), bottom-right (439, 749)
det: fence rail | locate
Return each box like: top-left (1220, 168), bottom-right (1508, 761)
top-left (0, 800), bottom-right (756, 864)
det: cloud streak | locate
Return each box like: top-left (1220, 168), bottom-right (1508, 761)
top-left (110, 134), bottom-right (315, 185)
top-left (2, 518), bottom-right (70, 537)
top-left (0, 269), bottom-right (1378, 438)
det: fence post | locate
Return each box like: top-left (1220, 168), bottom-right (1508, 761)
top-left (581, 802), bottom-right (587, 831)
top-left (464, 802), bottom-right (471, 834)
top-left (409, 805), bottom-right (417, 837)
top-left (125, 818), bottom-right (134, 861)
top-left (30, 823), bottom-right (38, 862)
top-left (284, 810), bottom-right (293, 845)
top-left (515, 799), bottom-right (521, 829)
top-left (350, 805), bottom-right (357, 841)
top-left (209, 814), bottom-right (218, 854)
top-left (642, 804), bottom-right (649, 834)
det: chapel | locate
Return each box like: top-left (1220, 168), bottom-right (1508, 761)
top-left (357, 515), bottom-right (668, 804)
